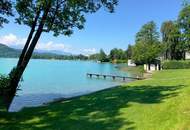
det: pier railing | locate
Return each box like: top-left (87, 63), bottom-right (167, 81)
top-left (87, 73), bottom-right (143, 81)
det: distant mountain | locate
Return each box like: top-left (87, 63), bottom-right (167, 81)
top-left (0, 43), bottom-right (21, 58)
top-left (0, 43), bottom-right (72, 57)
top-left (0, 43), bottom-right (88, 60)
top-left (35, 50), bottom-right (71, 56)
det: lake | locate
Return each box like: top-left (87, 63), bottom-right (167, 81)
top-left (0, 58), bottom-right (134, 112)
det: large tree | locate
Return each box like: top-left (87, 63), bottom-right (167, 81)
top-left (0, 0), bottom-right (13, 27)
top-left (132, 21), bottom-right (161, 65)
top-left (178, 4), bottom-right (190, 53)
top-left (135, 21), bottom-right (159, 44)
top-left (98, 49), bottom-right (107, 62)
top-left (126, 44), bottom-right (132, 59)
top-left (109, 48), bottom-right (125, 60)
top-left (161, 21), bottom-right (184, 60)
top-left (3, 0), bottom-right (118, 110)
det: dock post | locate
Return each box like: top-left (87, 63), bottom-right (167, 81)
top-left (113, 76), bottom-right (116, 80)
top-left (123, 77), bottom-right (125, 81)
top-left (103, 75), bottom-right (106, 79)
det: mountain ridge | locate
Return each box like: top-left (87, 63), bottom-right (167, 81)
top-left (0, 43), bottom-right (71, 58)
top-left (0, 43), bottom-right (88, 60)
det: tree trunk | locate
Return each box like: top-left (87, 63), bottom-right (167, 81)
top-left (3, 4), bottom-right (50, 110)
top-left (17, 10), bottom-right (40, 67)
top-left (2, 66), bottom-right (25, 110)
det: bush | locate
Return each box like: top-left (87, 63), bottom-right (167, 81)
top-left (111, 59), bottom-right (128, 64)
top-left (0, 68), bottom-right (23, 96)
top-left (0, 75), bottom-right (10, 95)
top-left (162, 60), bottom-right (190, 69)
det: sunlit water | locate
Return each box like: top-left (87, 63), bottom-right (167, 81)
top-left (0, 58), bottom-right (134, 112)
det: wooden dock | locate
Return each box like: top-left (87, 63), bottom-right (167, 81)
top-left (87, 73), bottom-right (143, 81)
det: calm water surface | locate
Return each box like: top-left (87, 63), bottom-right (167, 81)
top-left (0, 58), bottom-right (133, 111)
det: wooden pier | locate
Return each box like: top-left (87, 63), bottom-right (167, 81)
top-left (87, 73), bottom-right (143, 81)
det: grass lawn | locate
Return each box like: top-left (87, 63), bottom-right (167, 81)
top-left (118, 65), bottom-right (144, 77)
top-left (1, 69), bottom-right (190, 130)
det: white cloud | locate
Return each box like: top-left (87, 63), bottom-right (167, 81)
top-left (0, 33), bottom-right (26, 47)
top-left (0, 33), bottom-right (97, 55)
top-left (81, 48), bottom-right (97, 56)
top-left (36, 41), bottom-right (71, 52)
top-left (0, 33), bottom-right (71, 52)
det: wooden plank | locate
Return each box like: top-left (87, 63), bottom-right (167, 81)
top-left (87, 73), bottom-right (143, 80)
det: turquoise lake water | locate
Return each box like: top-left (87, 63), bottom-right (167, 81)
top-left (0, 58), bottom-right (133, 111)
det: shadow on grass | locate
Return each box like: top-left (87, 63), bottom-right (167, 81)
top-left (0, 84), bottom-right (184, 130)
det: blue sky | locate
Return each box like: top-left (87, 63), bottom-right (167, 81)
top-left (0, 0), bottom-right (183, 55)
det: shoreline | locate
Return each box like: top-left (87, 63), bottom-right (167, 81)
top-left (13, 83), bottom-right (127, 112)
top-left (10, 65), bottom-right (144, 112)
top-left (45, 85), bottom-right (121, 105)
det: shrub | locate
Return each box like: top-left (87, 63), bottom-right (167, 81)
top-left (0, 68), bottom-right (23, 96)
top-left (162, 60), bottom-right (190, 69)
top-left (0, 75), bottom-right (10, 95)
top-left (111, 59), bottom-right (128, 64)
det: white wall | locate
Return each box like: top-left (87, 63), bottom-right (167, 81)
top-left (144, 64), bottom-right (160, 72)
top-left (128, 59), bottom-right (136, 67)
top-left (185, 52), bottom-right (190, 60)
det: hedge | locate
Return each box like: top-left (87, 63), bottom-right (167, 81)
top-left (162, 60), bottom-right (190, 69)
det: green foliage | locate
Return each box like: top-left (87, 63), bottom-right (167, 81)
top-left (109, 48), bottom-right (127, 61)
top-left (0, 0), bottom-right (13, 27)
top-left (15, 0), bottom-right (118, 36)
top-left (162, 60), bottom-right (190, 69)
top-left (132, 42), bottom-right (162, 65)
top-left (89, 46), bottom-right (131, 63)
top-left (161, 21), bottom-right (185, 60)
top-left (98, 49), bottom-right (109, 62)
top-left (119, 65), bottom-right (144, 77)
top-left (178, 4), bottom-right (190, 52)
top-left (126, 44), bottom-right (133, 59)
top-left (0, 75), bottom-right (10, 90)
top-left (132, 21), bottom-right (162, 65)
top-left (88, 53), bottom-right (100, 60)
top-left (32, 53), bottom-right (88, 60)
top-left (135, 21), bottom-right (159, 43)
top-left (0, 74), bottom-right (11, 97)
top-left (112, 59), bottom-right (127, 63)
top-left (89, 48), bottom-right (128, 63)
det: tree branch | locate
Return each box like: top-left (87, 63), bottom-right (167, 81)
top-left (17, 8), bottom-right (41, 67)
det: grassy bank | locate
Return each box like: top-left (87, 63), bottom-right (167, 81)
top-left (1, 69), bottom-right (190, 130)
top-left (119, 65), bottom-right (144, 77)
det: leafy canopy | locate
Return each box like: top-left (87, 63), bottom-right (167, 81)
top-left (135, 21), bottom-right (159, 44)
top-left (132, 21), bottom-right (161, 64)
top-left (98, 49), bottom-right (107, 62)
top-left (0, 0), bottom-right (13, 27)
top-left (15, 0), bottom-right (118, 36)
top-left (109, 48), bottom-right (126, 60)
top-left (178, 4), bottom-right (190, 49)
top-left (161, 21), bottom-right (184, 60)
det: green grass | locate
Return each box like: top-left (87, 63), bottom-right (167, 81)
top-left (119, 65), bottom-right (144, 77)
top-left (1, 69), bottom-right (190, 130)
